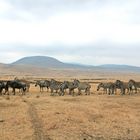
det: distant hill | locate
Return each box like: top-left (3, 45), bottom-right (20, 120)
top-left (11, 56), bottom-right (90, 69)
top-left (0, 56), bottom-right (139, 77)
top-left (12, 56), bottom-right (65, 68)
top-left (11, 56), bottom-right (140, 71)
top-left (97, 64), bottom-right (140, 72)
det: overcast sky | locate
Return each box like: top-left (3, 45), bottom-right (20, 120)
top-left (0, 0), bottom-right (140, 66)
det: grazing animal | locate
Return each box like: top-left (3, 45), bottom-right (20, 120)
top-left (35, 80), bottom-right (50, 92)
top-left (97, 83), bottom-right (107, 94)
top-left (0, 81), bottom-right (7, 95)
top-left (59, 81), bottom-right (69, 96)
top-left (14, 78), bottom-right (31, 92)
top-left (97, 82), bottom-right (116, 95)
top-left (50, 79), bottom-right (62, 96)
top-left (73, 79), bottom-right (91, 95)
top-left (128, 79), bottom-right (140, 94)
top-left (60, 81), bottom-right (77, 96)
top-left (115, 80), bottom-right (129, 95)
top-left (44, 80), bottom-right (51, 92)
top-left (5, 80), bottom-right (27, 95)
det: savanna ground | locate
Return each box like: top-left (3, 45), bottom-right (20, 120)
top-left (0, 71), bottom-right (140, 140)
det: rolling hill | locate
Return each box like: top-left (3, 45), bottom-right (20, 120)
top-left (97, 64), bottom-right (140, 72)
top-left (0, 56), bottom-right (139, 77)
top-left (11, 56), bottom-right (90, 69)
top-left (11, 56), bottom-right (140, 71)
top-left (12, 56), bottom-right (65, 68)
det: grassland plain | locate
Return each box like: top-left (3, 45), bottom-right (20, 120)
top-left (0, 72), bottom-right (140, 140)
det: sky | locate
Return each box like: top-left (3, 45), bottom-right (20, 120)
top-left (0, 0), bottom-right (140, 66)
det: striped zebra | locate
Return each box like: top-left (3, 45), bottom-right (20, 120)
top-left (50, 79), bottom-right (62, 96)
top-left (60, 81), bottom-right (77, 96)
top-left (97, 82), bottom-right (116, 95)
top-left (59, 81), bottom-right (69, 96)
top-left (73, 79), bottom-right (91, 95)
top-left (35, 80), bottom-right (50, 92)
top-left (128, 79), bottom-right (140, 94)
top-left (115, 80), bottom-right (129, 95)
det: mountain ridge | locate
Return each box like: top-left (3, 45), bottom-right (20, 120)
top-left (11, 56), bottom-right (92, 69)
top-left (0, 56), bottom-right (139, 76)
top-left (0, 56), bottom-right (139, 72)
top-left (11, 56), bottom-right (140, 69)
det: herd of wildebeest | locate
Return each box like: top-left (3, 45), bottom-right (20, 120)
top-left (0, 77), bottom-right (140, 96)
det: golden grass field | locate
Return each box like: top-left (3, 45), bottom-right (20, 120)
top-left (0, 70), bottom-right (140, 140)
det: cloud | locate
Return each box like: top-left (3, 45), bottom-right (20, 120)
top-left (0, 0), bottom-right (140, 66)
top-left (1, 0), bottom-right (140, 45)
top-left (0, 42), bottom-right (139, 66)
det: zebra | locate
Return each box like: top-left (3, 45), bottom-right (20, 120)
top-left (97, 83), bottom-right (107, 94)
top-left (35, 80), bottom-right (50, 92)
top-left (44, 80), bottom-right (51, 92)
top-left (50, 79), bottom-right (62, 96)
top-left (60, 81), bottom-right (77, 96)
top-left (128, 79), bottom-right (140, 94)
top-left (59, 81), bottom-right (69, 96)
top-left (73, 79), bottom-right (91, 95)
top-left (97, 82), bottom-right (116, 95)
top-left (115, 80), bottom-right (130, 95)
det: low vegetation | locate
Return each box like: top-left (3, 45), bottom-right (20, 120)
top-left (0, 72), bottom-right (140, 140)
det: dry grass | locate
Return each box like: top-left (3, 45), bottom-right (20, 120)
top-left (1, 93), bottom-right (140, 140)
top-left (0, 71), bottom-right (140, 140)
top-left (0, 96), bottom-right (33, 140)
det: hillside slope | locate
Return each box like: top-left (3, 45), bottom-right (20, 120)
top-left (11, 56), bottom-right (88, 69)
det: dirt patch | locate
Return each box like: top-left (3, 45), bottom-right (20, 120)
top-left (62, 98), bottom-right (80, 102)
top-left (24, 99), bottom-right (51, 140)
top-left (80, 132), bottom-right (104, 140)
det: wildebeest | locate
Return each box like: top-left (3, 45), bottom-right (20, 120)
top-left (14, 78), bottom-right (31, 92)
top-left (115, 80), bottom-right (129, 95)
top-left (5, 80), bottom-right (27, 95)
top-left (97, 82), bottom-right (116, 95)
top-left (0, 81), bottom-right (7, 95)
top-left (73, 79), bottom-right (91, 95)
top-left (35, 80), bottom-right (50, 92)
